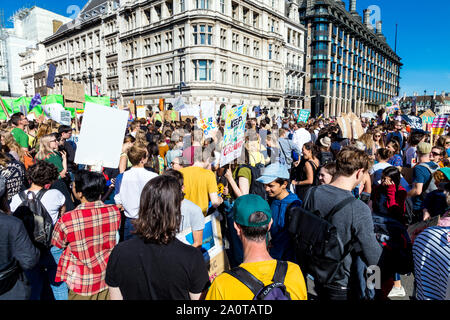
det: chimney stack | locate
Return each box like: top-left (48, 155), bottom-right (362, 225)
top-left (350, 0), bottom-right (357, 12)
top-left (363, 9), bottom-right (373, 30)
top-left (376, 20), bottom-right (382, 34)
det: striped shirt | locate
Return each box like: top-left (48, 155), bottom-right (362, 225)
top-left (413, 226), bottom-right (450, 300)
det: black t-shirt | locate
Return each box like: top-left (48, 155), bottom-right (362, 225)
top-left (106, 237), bottom-right (209, 300)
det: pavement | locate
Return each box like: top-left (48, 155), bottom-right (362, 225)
top-left (306, 273), bottom-right (415, 300)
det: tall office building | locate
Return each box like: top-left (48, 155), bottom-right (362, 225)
top-left (299, 0), bottom-right (402, 117)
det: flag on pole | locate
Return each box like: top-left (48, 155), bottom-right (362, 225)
top-left (29, 94), bottom-right (42, 112)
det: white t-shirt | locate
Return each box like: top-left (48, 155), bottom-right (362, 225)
top-left (10, 189), bottom-right (66, 225)
top-left (292, 128), bottom-right (312, 155)
top-left (114, 167), bottom-right (158, 219)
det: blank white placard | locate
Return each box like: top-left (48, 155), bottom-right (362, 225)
top-left (74, 102), bottom-right (129, 169)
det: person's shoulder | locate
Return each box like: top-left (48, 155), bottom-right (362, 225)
top-left (0, 212), bottom-right (24, 227)
top-left (45, 188), bottom-right (65, 198)
top-left (182, 199), bottom-right (202, 212)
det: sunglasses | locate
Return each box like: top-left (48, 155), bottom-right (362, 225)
top-left (431, 152), bottom-right (442, 156)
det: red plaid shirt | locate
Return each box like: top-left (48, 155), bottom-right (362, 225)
top-left (51, 201), bottom-right (121, 296)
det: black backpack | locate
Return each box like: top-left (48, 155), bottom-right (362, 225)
top-left (226, 260), bottom-right (291, 300)
top-left (288, 187), bottom-right (357, 285)
top-left (14, 190), bottom-right (53, 249)
top-left (236, 164), bottom-right (267, 200)
top-left (318, 151), bottom-right (334, 166)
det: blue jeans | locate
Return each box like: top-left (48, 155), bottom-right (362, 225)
top-left (25, 246), bottom-right (68, 300)
top-left (124, 218), bottom-right (137, 242)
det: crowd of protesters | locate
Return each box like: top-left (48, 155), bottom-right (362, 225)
top-left (0, 106), bottom-right (449, 301)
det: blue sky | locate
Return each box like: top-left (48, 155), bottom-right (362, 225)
top-left (2, 0), bottom-right (449, 96)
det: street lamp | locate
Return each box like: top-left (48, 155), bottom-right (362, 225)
top-left (177, 48), bottom-right (185, 95)
top-left (88, 67), bottom-right (93, 96)
top-left (24, 82), bottom-right (28, 97)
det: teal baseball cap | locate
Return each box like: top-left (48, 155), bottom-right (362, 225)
top-left (439, 167), bottom-right (450, 181)
top-left (233, 194), bottom-right (272, 227)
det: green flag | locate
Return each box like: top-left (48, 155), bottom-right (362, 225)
top-left (84, 95), bottom-right (110, 107)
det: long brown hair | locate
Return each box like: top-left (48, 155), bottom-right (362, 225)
top-left (133, 175), bottom-right (183, 244)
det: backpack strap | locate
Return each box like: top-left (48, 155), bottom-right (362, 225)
top-left (272, 260), bottom-right (288, 283)
top-left (35, 189), bottom-right (48, 201)
top-left (226, 267), bottom-right (264, 297)
top-left (324, 196), bottom-right (357, 222)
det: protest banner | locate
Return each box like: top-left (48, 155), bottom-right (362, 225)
top-left (62, 79), bottom-right (85, 103)
top-left (220, 104), bottom-right (248, 167)
top-left (180, 105), bottom-right (200, 118)
top-left (74, 102), bottom-right (129, 169)
top-left (419, 109), bottom-right (436, 132)
top-left (59, 110), bottom-right (72, 126)
top-left (177, 213), bottom-right (229, 282)
top-left (41, 95), bottom-right (66, 123)
top-left (172, 95), bottom-right (186, 111)
top-left (163, 110), bottom-right (180, 122)
top-left (198, 101), bottom-right (218, 138)
top-left (401, 115), bottom-right (423, 131)
top-left (0, 96), bottom-right (10, 120)
top-left (297, 109), bottom-right (311, 123)
top-left (431, 115), bottom-right (449, 136)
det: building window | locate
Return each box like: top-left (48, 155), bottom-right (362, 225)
top-left (145, 67), bottom-right (152, 86)
top-left (232, 64), bottom-right (239, 84)
top-left (193, 25), bottom-right (212, 45)
top-left (220, 28), bottom-right (227, 48)
top-left (180, 0), bottom-right (185, 12)
top-left (220, 0), bottom-right (225, 13)
top-left (178, 27), bottom-right (185, 47)
top-left (253, 13), bottom-right (259, 28)
top-left (243, 7), bottom-right (249, 24)
top-left (232, 33), bottom-right (239, 52)
top-left (232, 2), bottom-right (238, 19)
top-left (166, 63), bottom-right (173, 84)
top-left (154, 34), bottom-right (161, 53)
top-left (268, 71), bottom-right (273, 88)
top-left (196, 0), bottom-right (209, 9)
top-left (243, 66), bottom-right (249, 86)
top-left (243, 37), bottom-right (250, 55)
top-left (155, 65), bottom-right (162, 85)
top-left (268, 44), bottom-right (272, 60)
top-left (165, 32), bottom-right (173, 51)
top-left (220, 61), bottom-right (227, 83)
top-left (194, 60), bottom-right (213, 81)
top-left (253, 40), bottom-right (260, 57)
top-left (253, 69), bottom-right (259, 87)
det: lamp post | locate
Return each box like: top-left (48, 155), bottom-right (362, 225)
top-left (24, 82), bottom-right (28, 97)
top-left (88, 67), bottom-right (93, 96)
top-left (177, 48), bottom-right (185, 95)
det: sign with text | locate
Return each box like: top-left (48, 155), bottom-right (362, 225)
top-left (60, 110), bottom-right (72, 126)
top-left (136, 106), bottom-right (147, 119)
top-left (63, 79), bottom-right (85, 103)
top-left (220, 105), bottom-right (248, 167)
top-left (74, 103), bottom-right (129, 169)
top-left (431, 115), bottom-right (450, 136)
top-left (297, 109), bottom-right (311, 123)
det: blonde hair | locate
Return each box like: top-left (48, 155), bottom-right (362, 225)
top-left (358, 133), bottom-right (374, 151)
top-left (372, 129), bottom-right (385, 148)
top-left (135, 129), bottom-right (148, 147)
top-left (0, 130), bottom-right (25, 163)
top-left (36, 134), bottom-right (57, 160)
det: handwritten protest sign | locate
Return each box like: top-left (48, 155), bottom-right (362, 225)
top-left (74, 103), bottom-right (129, 169)
top-left (297, 109), bottom-right (311, 123)
top-left (220, 105), bottom-right (248, 167)
top-left (197, 101), bottom-right (218, 138)
top-left (136, 106), bottom-right (147, 119)
top-left (177, 213), bottom-right (229, 282)
top-left (337, 114), bottom-right (353, 139)
top-left (63, 79), bottom-right (85, 103)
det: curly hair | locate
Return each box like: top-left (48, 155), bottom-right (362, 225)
top-left (26, 160), bottom-right (59, 187)
top-left (133, 175), bottom-right (183, 245)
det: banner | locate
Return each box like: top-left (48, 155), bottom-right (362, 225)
top-left (46, 63), bottom-right (57, 88)
top-left (402, 115), bottom-right (423, 131)
top-left (172, 95), bottom-right (186, 111)
top-left (220, 105), bottom-right (248, 167)
top-left (337, 114), bottom-right (352, 139)
top-left (297, 109), bottom-right (311, 123)
top-left (74, 103), bottom-right (129, 169)
top-left (136, 106), bottom-right (147, 119)
top-left (177, 213), bottom-right (229, 282)
top-left (431, 115), bottom-right (450, 136)
top-left (41, 94), bottom-right (66, 123)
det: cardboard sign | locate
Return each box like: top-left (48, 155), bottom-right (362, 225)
top-left (74, 103), bottom-right (129, 169)
top-left (297, 109), bottom-right (311, 123)
top-left (348, 112), bottom-right (364, 140)
top-left (163, 110), bottom-right (180, 122)
top-left (177, 213), bottom-right (229, 282)
top-left (337, 114), bottom-right (353, 139)
top-left (60, 110), bottom-right (72, 126)
top-left (220, 105), bottom-right (248, 167)
top-left (63, 79), bottom-right (85, 103)
top-left (420, 109), bottom-right (436, 124)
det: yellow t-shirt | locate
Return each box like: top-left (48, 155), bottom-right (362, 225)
top-left (206, 260), bottom-right (308, 300)
top-left (179, 166), bottom-right (218, 215)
